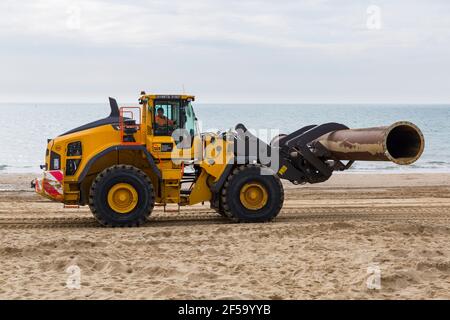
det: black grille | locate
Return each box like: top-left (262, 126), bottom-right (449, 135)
top-left (67, 141), bottom-right (82, 156)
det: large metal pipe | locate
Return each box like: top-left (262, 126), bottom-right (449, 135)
top-left (315, 121), bottom-right (425, 165)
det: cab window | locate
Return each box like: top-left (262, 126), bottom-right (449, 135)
top-left (182, 101), bottom-right (197, 137)
top-left (153, 100), bottom-right (179, 136)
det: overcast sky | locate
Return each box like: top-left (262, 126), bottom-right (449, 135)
top-left (1, 0), bottom-right (450, 103)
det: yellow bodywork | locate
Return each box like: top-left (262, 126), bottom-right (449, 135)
top-left (39, 93), bottom-right (232, 208)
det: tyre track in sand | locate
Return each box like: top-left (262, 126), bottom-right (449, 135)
top-left (0, 205), bottom-right (448, 229)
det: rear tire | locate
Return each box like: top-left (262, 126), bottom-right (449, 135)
top-left (89, 165), bottom-right (155, 227)
top-left (221, 164), bottom-right (284, 222)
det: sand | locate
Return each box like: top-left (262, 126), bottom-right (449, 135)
top-left (0, 172), bottom-right (449, 299)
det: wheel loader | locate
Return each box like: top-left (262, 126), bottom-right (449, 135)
top-left (32, 92), bottom-right (425, 227)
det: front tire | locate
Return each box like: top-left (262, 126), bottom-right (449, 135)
top-left (221, 164), bottom-right (284, 222)
top-left (89, 165), bottom-right (155, 227)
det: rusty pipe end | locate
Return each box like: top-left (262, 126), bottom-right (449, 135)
top-left (383, 121), bottom-right (425, 165)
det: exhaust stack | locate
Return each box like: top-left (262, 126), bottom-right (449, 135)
top-left (315, 121), bottom-right (424, 165)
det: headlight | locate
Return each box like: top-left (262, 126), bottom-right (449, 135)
top-left (67, 141), bottom-right (82, 156)
top-left (50, 151), bottom-right (61, 170)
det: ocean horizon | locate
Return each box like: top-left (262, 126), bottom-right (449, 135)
top-left (0, 102), bottom-right (449, 174)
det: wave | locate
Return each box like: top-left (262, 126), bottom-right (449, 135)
top-left (1, 164), bottom-right (449, 175)
top-left (348, 161), bottom-right (450, 173)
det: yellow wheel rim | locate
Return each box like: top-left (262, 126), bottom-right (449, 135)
top-left (107, 183), bottom-right (138, 214)
top-left (239, 182), bottom-right (268, 210)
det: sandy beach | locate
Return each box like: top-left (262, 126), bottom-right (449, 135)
top-left (0, 172), bottom-right (449, 299)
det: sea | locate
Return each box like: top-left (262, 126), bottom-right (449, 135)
top-left (0, 103), bottom-right (449, 173)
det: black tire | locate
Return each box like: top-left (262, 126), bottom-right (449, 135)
top-left (221, 164), bottom-right (284, 222)
top-left (211, 197), bottom-right (228, 217)
top-left (89, 165), bottom-right (154, 227)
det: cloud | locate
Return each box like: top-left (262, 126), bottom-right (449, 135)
top-left (1, 0), bottom-right (450, 102)
top-left (1, 0), bottom-right (448, 52)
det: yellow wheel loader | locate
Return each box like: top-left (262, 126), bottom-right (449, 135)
top-left (32, 92), bottom-right (425, 227)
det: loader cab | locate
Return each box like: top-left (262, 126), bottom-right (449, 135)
top-left (142, 94), bottom-right (201, 160)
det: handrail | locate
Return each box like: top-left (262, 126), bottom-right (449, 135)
top-left (119, 106), bottom-right (142, 145)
